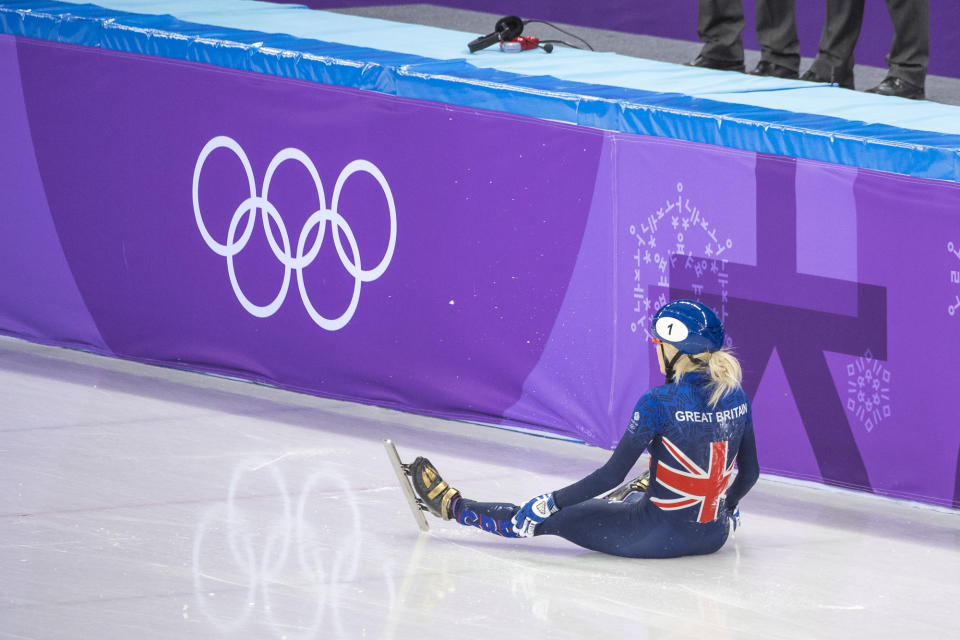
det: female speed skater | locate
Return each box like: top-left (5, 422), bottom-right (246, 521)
top-left (409, 299), bottom-right (760, 558)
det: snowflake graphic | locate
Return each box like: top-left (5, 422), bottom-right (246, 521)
top-left (845, 350), bottom-right (891, 433)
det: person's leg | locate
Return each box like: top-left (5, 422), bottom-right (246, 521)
top-left (435, 489), bottom-right (730, 558)
top-left (452, 498), bottom-right (523, 538)
top-left (536, 498), bottom-right (730, 559)
top-left (802, 0), bottom-right (864, 88)
top-left (693, 0), bottom-right (746, 71)
top-left (866, 0), bottom-right (927, 97)
top-left (753, 0), bottom-right (799, 76)
top-left (603, 469), bottom-right (650, 502)
top-left (409, 456), bottom-right (524, 537)
top-left (410, 457), bottom-right (728, 557)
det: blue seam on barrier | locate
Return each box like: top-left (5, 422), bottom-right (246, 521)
top-left (2, 1), bottom-right (959, 182)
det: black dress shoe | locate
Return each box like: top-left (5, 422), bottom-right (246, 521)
top-left (686, 55), bottom-right (745, 73)
top-left (750, 60), bottom-right (799, 79)
top-left (800, 67), bottom-right (854, 90)
top-left (865, 76), bottom-right (925, 100)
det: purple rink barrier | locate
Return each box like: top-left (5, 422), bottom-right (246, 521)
top-left (2, 35), bottom-right (959, 508)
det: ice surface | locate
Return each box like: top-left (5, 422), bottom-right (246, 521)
top-left (1, 337), bottom-right (958, 639)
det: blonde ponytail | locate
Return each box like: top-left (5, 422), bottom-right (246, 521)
top-left (704, 348), bottom-right (742, 407)
top-left (672, 346), bottom-right (743, 408)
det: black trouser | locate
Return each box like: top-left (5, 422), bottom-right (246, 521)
top-left (697, 0), bottom-right (800, 72)
top-left (806, 0), bottom-right (928, 87)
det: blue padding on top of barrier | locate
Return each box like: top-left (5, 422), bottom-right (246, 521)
top-left (3, 0), bottom-right (960, 182)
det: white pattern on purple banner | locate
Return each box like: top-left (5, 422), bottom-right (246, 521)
top-left (947, 241), bottom-right (960, 317)
top-left (628, 181), bottom-right (734, 343)
top-left (845, 350), bottom-right (892, 433)
top-left (192, 136), bottom-right (397, 330)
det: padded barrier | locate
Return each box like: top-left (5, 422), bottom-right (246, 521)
top-left (1, 0), bottom-right (959, 182)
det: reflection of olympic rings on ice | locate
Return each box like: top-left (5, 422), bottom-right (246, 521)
top-left (191, 460), bottom-right (381, 638)
top-left (192, 136), bottom-right (397, 330)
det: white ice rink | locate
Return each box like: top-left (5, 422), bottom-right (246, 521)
top-left (2, 337), bottom-right (958, 639)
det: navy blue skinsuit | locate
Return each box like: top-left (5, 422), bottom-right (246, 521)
top-left (454, 371), bottom-right (760, 558)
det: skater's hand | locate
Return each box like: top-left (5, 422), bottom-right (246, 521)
top-left (511, 493), bottom-right (558, 537)
top-left (727, 506), bottom-right (741, 533)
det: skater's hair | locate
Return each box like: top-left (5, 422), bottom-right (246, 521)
top-left (673, 347), bottom-right (742, 408)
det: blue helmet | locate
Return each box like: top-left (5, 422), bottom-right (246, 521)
top-left (651, 299), bottom-right (724, 354)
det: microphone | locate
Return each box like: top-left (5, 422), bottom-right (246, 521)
top-left (499, 36), bottom-right (553, 53)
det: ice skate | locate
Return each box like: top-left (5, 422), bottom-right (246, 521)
top-left (409, 456), bottom-right (460, 520)
top-left (603, 470), bottom-right (650, 502)
top-left (383, 439), bottom-right (431, 531)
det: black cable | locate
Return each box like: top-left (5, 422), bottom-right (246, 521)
top-left (538, 39), bottom-right (582, 51)
top-left (523, 19), bottom-right (594, 51)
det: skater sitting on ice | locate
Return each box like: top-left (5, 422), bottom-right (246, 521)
top-left (408, 299), bottom-right (759, 558)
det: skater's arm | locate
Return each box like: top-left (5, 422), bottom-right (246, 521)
top-left (724, 418), bottom-right (759, 510)
top-left (552, 433), bottom-right (650, 508)
top-left (552, 393), bottom-right (657, 509)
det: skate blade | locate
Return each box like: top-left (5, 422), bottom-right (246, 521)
top-left (383, 439), bottom-right (430, 533)
top-left (603, 474), bottom-right (649, 502)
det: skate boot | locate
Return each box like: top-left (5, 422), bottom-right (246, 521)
top-left (604, 470), bottom-right (650, 502)
top-left (409, 457), bottom-right (460, 520)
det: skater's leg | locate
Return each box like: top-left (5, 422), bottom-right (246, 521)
top-left (536, 499), bottom-right (730, 558)
top-left (603, 469), bottom-right (650, 502)
top-left (452, 498), bottom-right (523, 539)
top-left (407, 456), bottom-right (728, 557)
top-left (408, 456), bottom-right (522, 538)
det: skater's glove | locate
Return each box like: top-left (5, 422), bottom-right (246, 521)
top-left (511, 493), bottom-right (559, 538)
top-left (726, 506), bottom-right (741, 533)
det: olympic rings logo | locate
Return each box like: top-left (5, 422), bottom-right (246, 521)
top-left (192, 136), bottom-right (397, 330)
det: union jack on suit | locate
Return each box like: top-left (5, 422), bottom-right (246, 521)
top-left (651, 437), bottom-right (736, 523)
